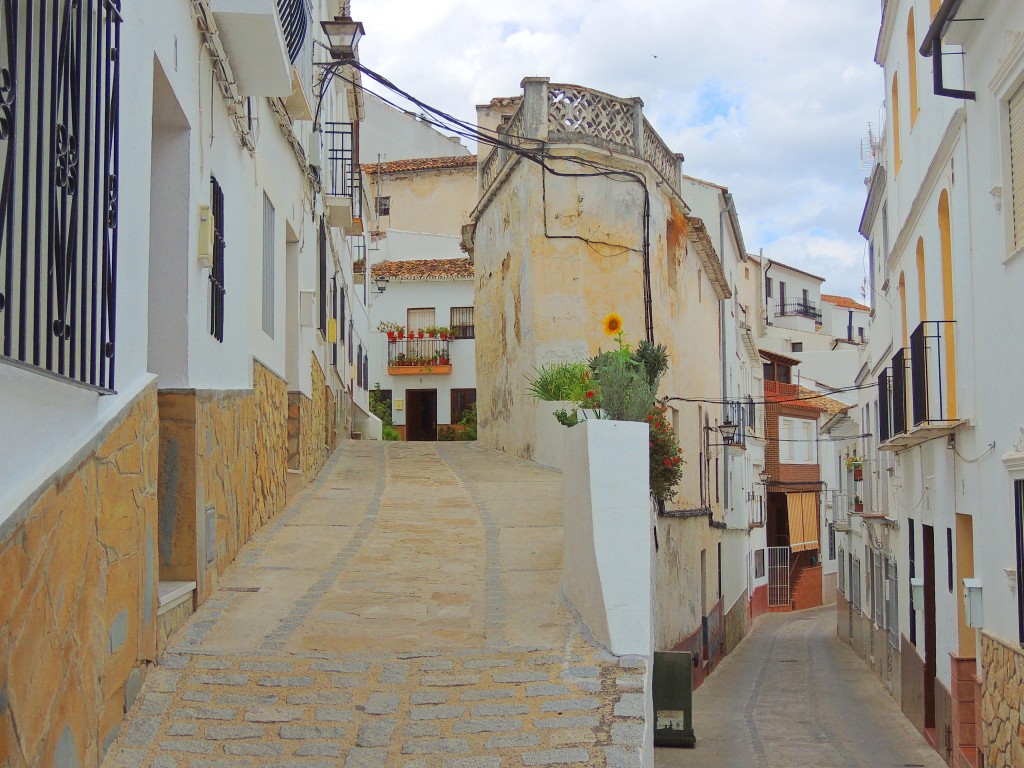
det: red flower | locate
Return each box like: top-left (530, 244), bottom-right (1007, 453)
top-left (664, 458), bottom-right (673, 467)
top-left (673, 457), bottom-right (681, 465)
top-left (585, 390), bottom-right (595, 399)
top-left (649, 442), bottom-right (654, 448)
top-left (647, 415), bottom-right (653, 421)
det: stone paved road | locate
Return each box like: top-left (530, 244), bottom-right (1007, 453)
top-left (104, 442), bottom-right (646, 768)
top-left (655, 606), bottom-right (946, 768)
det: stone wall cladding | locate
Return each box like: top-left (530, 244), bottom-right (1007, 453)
top-left (252, 361), bottom-right (288, 536)
top-left (299, 355), bottom-right (333, 484)
top-left (981, 630), bottom-right (1024, 767)
top-left (0, 383), bottom-right (159, 767)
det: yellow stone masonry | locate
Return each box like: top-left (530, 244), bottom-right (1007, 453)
top-left (981, 631), bottom-right (1024, 768)
top-left (0, 383), bottom-right (159, 768)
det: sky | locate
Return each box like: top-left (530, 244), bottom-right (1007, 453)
top-left (353, 0), bottom-right (883, 301)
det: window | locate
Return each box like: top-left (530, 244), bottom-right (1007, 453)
top-left (868, 240), bottom-right (876, 308)
top-left (407, 307), bottom-right (435, 335)
top-left (858, 326), bottom-right (865, 341)
top-left (908, 517), bottom-right (917, 644)
top-left (451, 388), bottom-right (477, 423)
top-left (873, 551), bottom-right (884, 627)
top-left (766, 276), bottom-right (773, 298)
top-left (262, 193), bottom-right (275, 337)
top-left (887, 559), bottom-right (899, 649)
top-left (1011, 82), bottom-right (1024, 251)
top-left (356, 343), bottom-right (363, 388)
top-left (362, 352), bottom-right (369, 391)
top-left (779, 416), bottom-right (817, 464)
top-left (318, 221), bottom-right (327, 335)
top-left (450, 306), bottom-right (475, 339)
top-left (802, 288), bottom-right (809, 306)
top-left (331, 277), bottom-right (338, 368)
top-left (210, 177), bottom-right (226, 342)
top-left (838, 547), bottom-right (846, 594)
top-left (1015, 480), bottom-right (1024, 644)
top-left (375, 196), bottom-right (391, 216)
top-left (754, 549), bottom-right (765, 579)
top-left (339, 289), bottom-right (346, 344)
top-left (828, 523), bottom-right (835, 560)
top-left (778, 281), bottom-right (786, 306)
top-left (947, 527), bottom-right (954, 593)
top-left (852, 556), bottom-right (862, 612)
top-left (791, 342), bottom-right (803, 353)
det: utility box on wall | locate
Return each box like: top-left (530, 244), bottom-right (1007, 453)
top-left (963, 578), bottom-right (983, 628)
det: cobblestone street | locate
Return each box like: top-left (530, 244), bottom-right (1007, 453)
top-left (655, 606), bottom-right (946, 768)
top-left (104, 442), bottom-right (646, 768)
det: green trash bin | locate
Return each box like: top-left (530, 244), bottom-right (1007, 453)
top-left (652, 650), bottom-right (696, 748)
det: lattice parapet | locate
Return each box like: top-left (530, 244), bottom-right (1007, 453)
top-left (504, 104), bottom-right (527, 144)
top-left (479, 146), bottom-right (507, 193)
top-left (547, 84), bottom-right (635, 151)
top-left (642, 117), bottom-right (680, 189)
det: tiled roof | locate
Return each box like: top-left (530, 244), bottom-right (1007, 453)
top-left (370, 258), bottom-right (474, 280)
top-left (363, 156), bottom-right (477, 175)
top-left (766, 259), bottom-right (825, 283)
top-left (759, 349), bottom-right (801, 367)
top-left (796, 386), bottom-right (850, 415)
top-left (821, 293), bottom-right (870, 311)
top-left (488, 96), bottom-right (522, 109)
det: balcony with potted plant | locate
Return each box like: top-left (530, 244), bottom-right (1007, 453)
top-left (386, 337), bottom-right (452, 375)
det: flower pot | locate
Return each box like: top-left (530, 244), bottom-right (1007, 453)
top-left (398, 332), bottom-right (405, 340)
top-left (387, 331), bottom-right (396, 341)
top-left (854, 502), bottom-right (864, 513)
top-left (428, 332), bottom-right (436, 338)
top-left (417, 332), bottom-right (424, 339)
top-left (440, 333), bottom-right (448, 340)
top-left (853, 468), bottom-right (863, 481)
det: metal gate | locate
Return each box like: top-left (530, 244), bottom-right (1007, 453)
top-left (767, 546), bottom-right (790, 607)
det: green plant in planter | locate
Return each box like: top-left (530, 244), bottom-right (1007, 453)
top-left (525, 361), bottom-right (592, 402)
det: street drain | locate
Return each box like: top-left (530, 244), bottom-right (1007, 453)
top-left (220, 586), bottom-right (260, 593)
top-left (778, 659), bottom-right (800, 663)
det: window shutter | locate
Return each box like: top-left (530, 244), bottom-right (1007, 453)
top-left (1010, 82), bottom-right (1024, 251)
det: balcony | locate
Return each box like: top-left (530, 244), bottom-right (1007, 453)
top-left (387, 338), bottom-right (452, 376)
top-left (211, 0), bottom-right (293, 97)
top-left (323, 122), bottom-right (362, 235)
top-left (879, 322), bottom-right (966, 451)
top-left (723, 398), bottom-right (756, 450)
top-left (776, 300), bottom-right (822, 323)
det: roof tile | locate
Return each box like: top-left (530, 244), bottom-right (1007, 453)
top-left (370, 258), bottom-right (474, 280)
top-left (820, 293), bottom-right (871, 311)
top-left (363, 156), bottom-right (476, 175)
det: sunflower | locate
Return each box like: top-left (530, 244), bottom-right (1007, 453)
top-left (602, 312), bottom-right (623, 337)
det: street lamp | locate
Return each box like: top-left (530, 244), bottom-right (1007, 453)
top-left (320, 15), bottom-right (365, 60)
top-left (374, 274), bottom-right (389, 295)
top-left (759, 469), bottom-right (772, 485)
top-left (717, 421), bottom-right (739, 445)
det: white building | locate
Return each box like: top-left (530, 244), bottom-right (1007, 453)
top-left (0, 0), bottom-right (372, 761)
top-left (838, 2), bottom-right (1024, 765)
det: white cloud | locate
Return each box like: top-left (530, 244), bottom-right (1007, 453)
top-left (353, 0), bottom-right (882, 298)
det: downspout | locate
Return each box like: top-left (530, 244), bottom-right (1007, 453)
top-left (847, 309), bottom-right (854, 341)
top-left (919, 0), bottom-right (977, 100)
top-left (763, 258), bottom-right (774, 327)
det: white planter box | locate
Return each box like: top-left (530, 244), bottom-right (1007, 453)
top-left (561, 419), bottom-right (652, 656)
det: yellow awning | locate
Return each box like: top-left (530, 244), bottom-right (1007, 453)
top-left (787, 492), bottom-right (819, 553)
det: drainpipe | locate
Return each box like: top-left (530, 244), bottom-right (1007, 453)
top-left (919, 0), bottom-right (977, 100)
top-left (763, 258), bottom-right (774, 327)
top-left (847, 309), bottom-right (854, 341)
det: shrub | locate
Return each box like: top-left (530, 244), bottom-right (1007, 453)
top-left (647, 406), bottom-right (683, 502)
top-left (525, 361), bottom-right (592, 402)
top-left (383, 425), bottom-right (401, 441)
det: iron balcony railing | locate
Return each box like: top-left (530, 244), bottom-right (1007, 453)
top-left (891, 348), bottom-right (908, 436)
top-left (0, 0), bottom-right (123, 392)
top-left (777, 300), bottom-right (822, 323)
top-left (878, 367), bottom-right (893, 442)
top-left (387, 338), bottom-right (451, 368)
top-left (910, 320), bottom-right (956, 426)
top-left (723, 398), bottom-right (754, 447)
top-left (323, 121), bottom-right (361, 218)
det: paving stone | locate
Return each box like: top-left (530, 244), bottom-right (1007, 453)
top-left (280, 724), bottom-right (346, 740)
top-left (615, 675), bottom-right (645, 689)
top-left (574, 680), bottom-right (601, 694)
top-left (452, 718), bottom-right (521, 734)
top-left (560, 666), bottom-right (600, 679)
top-left (402, 737), bottom-right (471, 754)
top-left (139, 693), bottom-right (172, 716)
top-left (332, 674), bottom-right (365, 687)
top-left (548, 727), bottom-right (597, 746)
top-left (380, 663), bottom-right (410, 684)
top-left (216, 694), bottom-right (278, 706)
top-left (344, 747), bottom-right (389, 767)
top-left (315, 707), bottom-right (355, 722)
top-left (525, 683), bottom-right (572, 697)
top-left (287, 691), bottom-right (351, 705)
top-left (166, 723), bottom-right (197, 737)
top-left (493, 671), bottom-right (548, 683)
top-left (264, 761), bottom-right (336, 768)
top-left (148, 670), bottom-right (183, 693)
top-left (123, 717), bottom-right (161, 746)
top-left (613, 693), bottom-right (645, 717)
top-left (611, 721), bottom-right (643, 744)
top-left (421, 674), bottom-right (479, 687)
top-left (486, 733), bottom-right (543, 750)
top-left (521, 748), bottom-right (591, 765)
top-left (173, 708), bottom-right (235, 721)
top-left (420, 659), bottom-right (454, 671)
top-left (405, 722), bottom-right (442, 737)
top-left (150, 756), bottom-right (177, 768)
top-left (160, 654), bottom-right (190, 669)
top-left (539, 697), bottom-right (600, 712)
top-left (365, 692), bottom-right (399, 714)
top-left (181, 691), bottom-right (214, 703)
top-left (224, 743), bottom-right (284, 757)
top-left (196, 658), bottom-right (231, 670)
top-left (111, 748), bottom-right (147, 768)
top-left (470, 702), bottom-right (530, 716)
top-left (309, 660), bottom-right (372, 673)
top-left (194, 674), bottom-right (248, 686)
top-left (257, 676), bottom-right (314, 687)
top-left (527, 655), bottom-right (565, 665)
top-left (204, 724), bottom-right (264, 740)
top-left (357, 719), bottom-right (397, 747)
top-left (618, 657), bottom-right (646, 669)
top-left (459, 688), bottom-right (515, 701)
top-left (239, 661), bottom-right (292, 672)
top-left (158, 739), bottom-right (214, 754)
top-left (409, 705), bottom-right (466, 720)
top-left (443, 759), bottom-right (501, 768)
top-left (463, 658), bottom-right (514, 669)
top-left (604, 745), bottom-right (641, 768)
top-left (295, 743), bottom-right (342, 757)
top-left (534, 716), bottom-right (600, 729)
top-left (244, 706), bottom-right (303, 722)
top-left (411, 691), bottom-right (448, 704)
